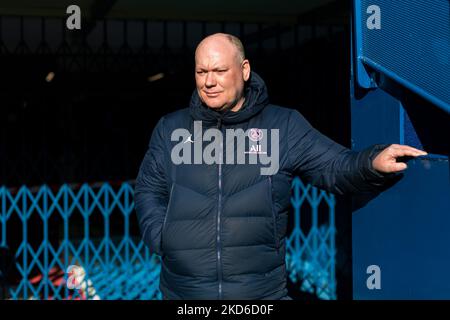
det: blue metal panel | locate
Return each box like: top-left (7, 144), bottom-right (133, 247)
top-left (352, 0), bottom-right (450, 299)
top-left (351, 88), bottom-right (402, 148)
top-left (353, 157), bottom-right (450, 299)
top-left (351, 72), bottom-right (450, 299)
top-left (354, 0), bottom-right (450, 113)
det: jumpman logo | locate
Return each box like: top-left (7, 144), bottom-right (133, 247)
top-left (183, 134), bottom-right (194, 143)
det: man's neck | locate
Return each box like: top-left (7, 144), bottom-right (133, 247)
top-left (225, 96), bottom-right (245, 112)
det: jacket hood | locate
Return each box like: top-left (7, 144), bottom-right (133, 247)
top-left (189, 71), bottom-right (269, 126)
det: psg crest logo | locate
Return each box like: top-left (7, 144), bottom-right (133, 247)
top-left (248, 128), bottom-right (263, 142)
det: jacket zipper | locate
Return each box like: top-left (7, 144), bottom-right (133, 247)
top-left (217, 118), bottom-right (223, 299)
top-left (268, 176), bottom-right (279, 252)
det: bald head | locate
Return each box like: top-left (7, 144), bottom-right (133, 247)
top-left (194, 33), bottom-right (251, 112)
top-left (195, 33), bottom-right (246, 64)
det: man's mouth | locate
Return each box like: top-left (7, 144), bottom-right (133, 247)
top-left (204, 91), bottom-right (221, 98)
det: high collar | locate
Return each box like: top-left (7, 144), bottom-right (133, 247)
top-left (189, 71), bottom-right (269, 127)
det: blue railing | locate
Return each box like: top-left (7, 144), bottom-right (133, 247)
top-left (0, 178), bottom-right (335, 300)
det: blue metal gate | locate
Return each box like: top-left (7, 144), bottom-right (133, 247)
top-left (0, 178), bottom-right (335, 300)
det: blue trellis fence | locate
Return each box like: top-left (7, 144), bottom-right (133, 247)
top-left (0, 178), bottom-right (335, 300)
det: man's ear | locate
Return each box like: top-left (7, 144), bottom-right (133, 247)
top-left (242, 59), bottom-right (251, 81)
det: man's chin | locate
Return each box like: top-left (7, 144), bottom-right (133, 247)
top-left (206, 104), bottom-right (224, 110)
top-left (203, 101), bottom-right (228, 111)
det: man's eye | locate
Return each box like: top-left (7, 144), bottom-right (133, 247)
top-left (217, 70), bottom-right (227, 73)
top-left (197, 71), bottom-right (205, 74)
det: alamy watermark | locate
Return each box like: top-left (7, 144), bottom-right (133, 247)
top-left (366, 264), bottom-right (381, 290)
top-left (170, 121), bottom-right (279, 175)
top-left (366, 5), bottom-right (381, 30)
top-left (66, 5), bottom-right (81, 30)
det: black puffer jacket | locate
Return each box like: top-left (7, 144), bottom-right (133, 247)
top-left (135, 72), bottom-right (389, 300)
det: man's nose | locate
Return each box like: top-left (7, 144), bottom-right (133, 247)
top-left (205, 72), bottom-right (216, 87)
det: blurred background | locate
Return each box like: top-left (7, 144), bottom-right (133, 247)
top-left (0, 0), bottom-right (356, 300)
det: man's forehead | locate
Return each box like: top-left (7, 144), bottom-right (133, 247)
top-left (196, 36), bottom-right (238, 57)
top-left (195, 48), bottom-right (236, 67)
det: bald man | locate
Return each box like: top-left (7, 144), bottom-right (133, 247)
top-left (135, 33), bottom-right (427, 300)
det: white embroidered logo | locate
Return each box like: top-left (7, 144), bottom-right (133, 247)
top-left (183, 134), bottom-right (195, 143)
